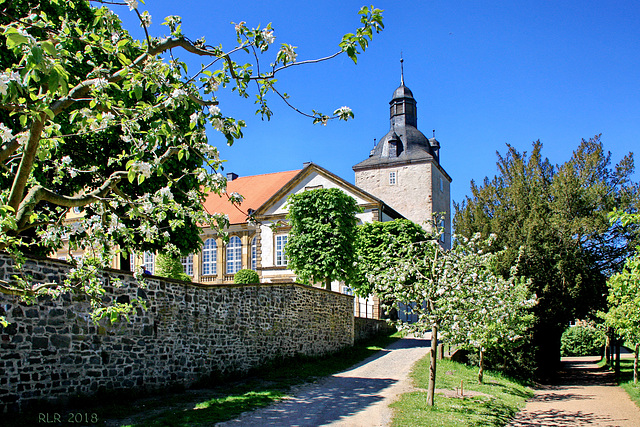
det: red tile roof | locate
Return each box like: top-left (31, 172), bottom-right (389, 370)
top-left (202, 170), bottom-right (301, 224)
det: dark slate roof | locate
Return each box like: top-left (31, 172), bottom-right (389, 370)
top-left (353, 124), bottom-right (436, 169)
top-left (392, 84), bottom-right (414, 100)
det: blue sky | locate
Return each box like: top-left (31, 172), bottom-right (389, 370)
top-left (111, 0), bottom-right (639, 213)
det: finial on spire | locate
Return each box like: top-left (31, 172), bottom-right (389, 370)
top-left (400, 52), bottom-right (405, 85)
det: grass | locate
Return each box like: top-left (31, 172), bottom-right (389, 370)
top-left (390, 356), bottom-right (533, 427)
top-left (8, 330), bottom-right (401, 427)
top-left (616, 357), bottom-right (640, 408)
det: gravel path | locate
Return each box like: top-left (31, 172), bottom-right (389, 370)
top-left (216, 336), bottom-right (431, 427)
top-left (508, 355), bottom-right (640, 427)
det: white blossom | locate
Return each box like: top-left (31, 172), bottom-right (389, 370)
top-left (0, 123), bottom-right (13, 143)
top-left (61, 155), bottom-right (72, 166)
top-left (133, 161), bottom-right (152, 178)
top-left (140, 11), bottom-right (152, 27)
top-left (125, 0), bottom-right (138, 10)
top-left (279, 44), bottom-right (298, 63)
top-left (189, 112), bottom-right (200, 126)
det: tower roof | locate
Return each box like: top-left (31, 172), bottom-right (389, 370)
top-left (392, 84), bottom-right (414, 100)
top-left (354, 79), bottom-right (438, 170)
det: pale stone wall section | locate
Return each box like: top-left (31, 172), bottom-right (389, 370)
top-left (355, 160), bottom-right (451, 248)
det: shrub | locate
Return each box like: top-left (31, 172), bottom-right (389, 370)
top-left (234, 269), bottom-right (260, 284)
top-left (155, 253), bottom-right (192, 282)
top-left (560, 325), bottom-right (606, 356)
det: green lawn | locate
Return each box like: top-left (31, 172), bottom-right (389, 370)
top-left (617, 357), bottom-right (640, 408)
top-left (390, 356), bottom-right (533, 427)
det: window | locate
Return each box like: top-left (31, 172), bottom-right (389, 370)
top-left (129, 252), bottom-right (135, 271)
top-left (202, 238), bottom-right (217, 276)
top-left (181, 254), bottom-right (193, 276)
top-left (439, 177), bottom-right (444, 192)
top-left (389, 171), bottom-right (397, 185)
top-left (275, 234), bottom-right (288, 266)
top-left (226, 236), bottom-right (242, 274)
top-left (251, 237), bottom-right (258, 270)
top-left (143, 251), bottom-right (154, 274)
top-left (439, 218), bottom-right (446, 243)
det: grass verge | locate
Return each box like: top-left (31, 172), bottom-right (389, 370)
top-left (617, 357), bottom-right (640, 408)
top-left (8, 330), bottom-right (401, 427)
top-left (390, 356), bottom-right (533, 427)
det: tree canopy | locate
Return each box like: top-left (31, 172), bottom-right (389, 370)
top-left (285, 188), bottom-right (360, 289)
top-left (0, 0), bottom-right (383, 319)
top-left (370, 231), bottom-right (534, 402)
top-left (453, 136), bottom-right (640, 377)
top-left (353, 219), bottom-right (428, 296)
top-left (601, 210), bottom-right (640, 384)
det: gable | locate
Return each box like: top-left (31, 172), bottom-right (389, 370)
top-left (256, 164), bottom-right (385, 218)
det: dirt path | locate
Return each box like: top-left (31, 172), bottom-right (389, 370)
top-left (216, 336), bottom-right (430, 427)
top-left (508, 356), bottom-right (640, 427)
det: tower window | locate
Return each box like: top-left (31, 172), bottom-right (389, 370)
top-left (440, 177), bottom-right (444, 192)
top-left (389, 172), bottom-right (397, 185)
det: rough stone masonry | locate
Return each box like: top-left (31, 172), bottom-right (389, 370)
top-left (0, 254), bottom-right (354, 413)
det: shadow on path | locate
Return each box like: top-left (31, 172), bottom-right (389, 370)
top-left (508, 356), bottom-right (640, 427)
top-left (219, 376), bottom-right (397, 426)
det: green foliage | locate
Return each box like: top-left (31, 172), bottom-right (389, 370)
top-left (601, 210), bottom-right (640, 346)
top-left (155, 253), bottom-right (192, 282)
top-left (286, 188), bottom-right (360, 289)
top-left (453, 137), bottom-right (640, 377)
top-left (560, 325), bottom-right (606, 356)
top-left (233, 269), bottom-right (260, 284)
top-left (353, 219), bottom-right (428, 296)
top-left (0, 0), bottom-right (383, 320)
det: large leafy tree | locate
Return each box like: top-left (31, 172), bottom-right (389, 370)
top-left (285, 188), bottom-right (360, 289)
top-left (601, 210), bottom-right (640, 385)
top-left (0, 0), bottom-right (383, 318)
top-left (353, 218), bottom-right (428, 297)
top-left (454, 136), bottom-right (640, 378)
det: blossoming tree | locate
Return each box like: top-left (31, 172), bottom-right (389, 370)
top-left (0, 0), bottom-right (383, 321)
top-left (371, 229), bottom-right (534, 404)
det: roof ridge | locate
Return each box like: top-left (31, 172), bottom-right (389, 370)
top-left (230, 169), bottom-right (301, 180)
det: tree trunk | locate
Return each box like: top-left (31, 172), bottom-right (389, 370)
top-left (634, 343), bottom-right (639, 385)
top-left (325, 277), bottom-right (331, 290)
top-left (427, 323), bottom-right (438, 406)
top-left (478, 348), bottom-right (484, 384)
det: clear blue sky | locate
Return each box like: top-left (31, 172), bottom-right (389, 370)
top-left (111, 0), bottom-right (639, 214)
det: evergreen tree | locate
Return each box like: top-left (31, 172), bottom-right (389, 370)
top-left (454, 136), bottom-right (639, 378)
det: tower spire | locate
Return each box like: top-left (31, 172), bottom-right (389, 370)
top-left (400, 53), bottom-right (404, 85)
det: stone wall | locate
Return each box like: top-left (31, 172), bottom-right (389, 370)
top-left (0, 255), bottom-right (354, 413)
top-left (354, 317), bottom-right (396, 342)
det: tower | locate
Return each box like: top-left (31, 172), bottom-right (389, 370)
top-left (353, 65), bottom-right (452, 247)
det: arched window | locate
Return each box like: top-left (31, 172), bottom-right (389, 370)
top-left (226, 236), bottom-right (242, 274)
top-left (251, 237), bottom-right (258, 270)
top-left (202, 238), bottom-right (217, 276)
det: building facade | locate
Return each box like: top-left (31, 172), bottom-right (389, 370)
top-left (55, 77), bottom-right (451, 320)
